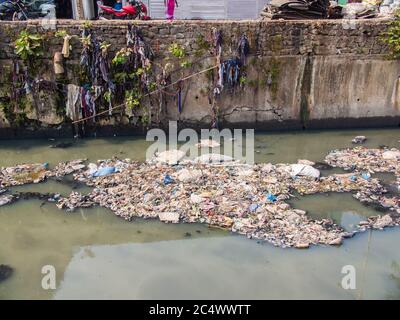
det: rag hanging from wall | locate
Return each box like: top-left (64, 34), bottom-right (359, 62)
top-left (237, 34), bottom-right (250, 66)
top-left (80, 28), bottom-right (115, 119)
top-left (177, 80), bottom-right (183, 114)
top-left (66, 84), bottom-right (103, 123)
top-left (66, 84), bottom-right (81, 122)
top-left (219, 34), bottom-right (251, 89)
top-left (62, 35), bottom-right (72, 58)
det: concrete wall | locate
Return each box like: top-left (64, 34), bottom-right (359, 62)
top-left (0, 19), bottom-right (399, 138)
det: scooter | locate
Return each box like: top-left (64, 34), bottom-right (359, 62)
top-left (0, 0), bottom-right (55, 21)
top-left (97, 0), bottom-right (150, 20)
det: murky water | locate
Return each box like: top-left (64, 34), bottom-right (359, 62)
top-left (0, 128), bottom-right (399, 299)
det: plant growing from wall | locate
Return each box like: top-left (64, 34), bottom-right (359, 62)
top-left (54, 30), bottom-right (68, 38)
top-left (125, 89), bottom-right (141, 109)
top-left (112, 48), bottom-right (131, 66)
top-left (381, 10), bottom-right (400, 59)
top-left (14, 30), bottom-right (43, 61)
top-left (169, 43), bottom-right (186, 59)
top-left (168, 43), bottom-right (190, 68)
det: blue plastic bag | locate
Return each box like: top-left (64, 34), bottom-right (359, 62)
top-left (349, 175), bottom-right (357, 182)
top-left (361, 172), bottom-right (371, 181)
top-left (266, 193), bottom-right (277, 202)
top-left (93, 167), bottom-right (116, 177)
top-left (249, 204), bottom-right (260, 212)
top-left (163, 175), bottom-right (174, 185)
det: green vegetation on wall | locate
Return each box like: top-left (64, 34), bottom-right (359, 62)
top-left (14, 30), bottom-right (43, 61)
top-left (381, 10), bottom-right (400, 59)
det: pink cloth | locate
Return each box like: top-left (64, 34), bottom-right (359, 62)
top-left (165, 0), bottom-right (175, 20)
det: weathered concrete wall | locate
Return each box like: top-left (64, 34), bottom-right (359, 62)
top-left (0, 19), bottom-right (399, 138)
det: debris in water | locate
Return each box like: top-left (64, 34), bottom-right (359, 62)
top-left (0, 163), bottom-right (49, 188)
top-left (50, 142), bottom-right (73, 149)
top-left (1, 146), bottom-right (399, 249)
top-left (352, 136), bottom-right (367, 144)
top-left (195, 139), bottom-right (221, 148)
top-left (0, 195), bottom-right (16, 207)
top-left (0, 264), bottom-right (13, 283)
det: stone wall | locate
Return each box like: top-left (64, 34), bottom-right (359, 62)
top-left (0, 19), bottom-right (399, 138)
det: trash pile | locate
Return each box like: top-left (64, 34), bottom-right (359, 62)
top-left (59, 159), bottom-right (347, 248)
top-left (48, 159), bottom-right (87, 178)
top-left (57, 153), bottom-right (396, 248)
top-left (1, 146), bottom-right (399, 249)
top-left (0, 194), bottom-right (15, 207)
top-left (260, 0), bottom-right (331, 20)
top-left (341, 1), bottom-right (380, 19)
top-left (0, 163), bottom-right (49, 188)
top-left (379, 0), bottom-right (400, 14)
top-left (0, 160), bottom-right (87, 189)
top-left (325, 146), bottom-right (400, 173)
top-left (260, 0), bottom-right (390, 20)
top-left (0, 192), bottom-right (60, 207)
top-left (325, 146), bottom-right (400, 228)
top-left (57, 192), bottom-right (95, 211)
top-left (352, 135), bottom-right (367, 144)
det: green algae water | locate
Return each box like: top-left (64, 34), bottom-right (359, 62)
top-left (0, 128), bottom-right (399, 299)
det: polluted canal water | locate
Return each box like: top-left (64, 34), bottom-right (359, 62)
top-left (0, 128), bottom-right (399, 299)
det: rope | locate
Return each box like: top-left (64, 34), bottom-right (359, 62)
top-left (71, 64), bottom-right (219, 124)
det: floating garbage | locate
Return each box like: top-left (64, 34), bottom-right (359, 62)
top-left (289, 164), bottom-right (320, 179)
top-left (163, 175), bottom-right (174, 185)
top-left (60, 159), bottom-right (359, 248)
top-left (325, 147), bottom-right (400, 173)
top-left (56, 192), bottom-right (95, 212)
top-left (49, 159), bottom-right (87, 178)
top-left (266, 193), bottom-right (277, 202)
top-left (362, 172), bottom-right (371, 180)
top-left (325, 146), bottom-right (400, 215)
top-left (0, 195), bottom-right (15, 207)
top-left (158, 212), bottom-right (180, 223)
top-left (195, 139), bottom-right (221, 148)
top-left (174, 169), bottom-right (202, 182)
top-left (0, 264), bottom-right (13, 283)
top-left (93, 167), bottom-right (116, 177)
top-left (1, 146), bottom-right (399, 249)
top-left (352, 136), bottom-right (367, 144)
top-left (50, 142), bottom-right (73, 149)
top-left (0, 163), bottom-right (49, 188)
top-left (297, 159), bottom-right (315, 166)
top-left (193, 153), bottom-right (237, 164)
top-left (152, 149), bottom-right (186, 165)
